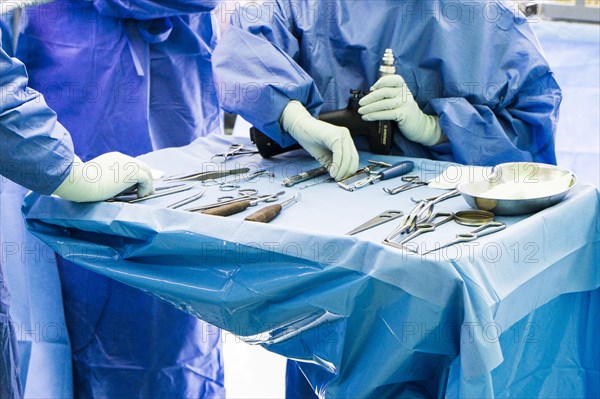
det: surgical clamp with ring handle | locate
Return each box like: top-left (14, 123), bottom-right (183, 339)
top-left (215, 188), bottom-right (259, 202)
top-left (383, 212), bottom-right (455, 251)
top-left (420, 222), bottom-right (507, 255)
top-left (346, 210), bottom-right (404, 235)
top-left (383, 176), bottom-right (428, 195)
top-left (393, 189), bottom-right (460, 235)
top-left (211, 144), bottom-right (260, 163)
top-left (201, 191), bottom-right (286, 217)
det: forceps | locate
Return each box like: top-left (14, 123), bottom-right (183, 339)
top-left (166, 187), bottom-right (208, 209)
top-left (383, 176), bottom-right (428, 195)
top-left (211, 144), bottom-right (260, 162)
top-left (421, 222), bottom-right (507, 255)
top-left (383, 212), bottom-right (454, 251)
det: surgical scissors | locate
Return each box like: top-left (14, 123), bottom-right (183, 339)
top-left (383, 212), bottom-right (454, 251)
top-left (421, 222), bottom-right (507, 255)
top-left (383, 176), bottom-right (428, 195)
top-left (211, 144), bottom-right (260, 163)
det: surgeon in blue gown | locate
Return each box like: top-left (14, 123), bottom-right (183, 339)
top-left (212, 0), bottom-right (562, 396)
top-left (0, 36), bottom-right (154, 398)
top-left (214, 0), bottom-right (562, 182)
top-left (10, 0), bottom-right (226, 397)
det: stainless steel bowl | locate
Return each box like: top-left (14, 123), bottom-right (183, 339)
top-left (457, 162), bottom-right (577, 216)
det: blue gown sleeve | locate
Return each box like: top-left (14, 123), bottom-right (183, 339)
top-left (0, 44), bottom-right (73, 194)
top-left (93, 0), bottom-right (217, 20)
top-left (426, 3), bottom-right (561, 166)
top-left (212, 1), bottom-right (322, 148)
top-left (430, 73), bottom-right (561, 166)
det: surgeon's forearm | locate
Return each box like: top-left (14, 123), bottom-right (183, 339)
top-left (0, 46), bottom-right (74, 194)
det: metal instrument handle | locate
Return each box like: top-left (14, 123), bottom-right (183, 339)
top-left (378, 161), bottom-right (415, 180)
top-left (281, 166), bottom-right (328, 187)
top-left (244, 204), bottom-right (283, 223)
top-left (471, 222), bottom-right (507, 238)
top-left (244, 193), bottom-right (300, 223)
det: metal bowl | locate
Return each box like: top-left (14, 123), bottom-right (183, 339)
top-left (457, 162), bottom-right (577, 216)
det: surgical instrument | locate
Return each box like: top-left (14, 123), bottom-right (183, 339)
top-left (211, 144), bottom-right (260, 163)
top-left (245, 193), bottom-right (302, 223)
top-left (166, 187), bottom-right (208, 209)
top-left (379, 48), bottom-right (396, 78)
top-left (204, 169), bottom-right (275, 189)
top-left (409, 189), bottom-right (461, 231)
top-left (218, 184), bottom-right (241, 191)
top-left (299, 177), bottom-right (335, 190)
top-left (383, 176), bottom-right (428, 195)
top-left (186, 191), bottom-right (260, 212)
top-left (388, 200), bottom-right (430, 237)
top-left (216, 189), bottom-right (259, 202)
top-left (162, 167), bottom-right (250, 182)
top-left (113, 182), bottom-right (184, 198)
top-left (337, 160), bottom-right (392, 190)
top-left (346, 210), bottom-right (404, 236)
top-left (420, 222), bottom-right (507, 255)
top-left (410, 189), bottom-right (461, 205)
top-left (202, 191), bottom-right (286, 217)
top-left (383, 212), bottom-right (454, 251)
top-left (340, 161), bottom-right (414, 191)
top-left (250, 50), bottom-right (397, 158)
top-left (388, 189), bottom-right (460, 236)
top-left (281, 166), bottom-right (328, 187)
top-left (454, 210), bottom-right (495, 227)
top-left (109, 182), bottom-right (199, 203)
top-left (294, 161), bottom-right (391, 190)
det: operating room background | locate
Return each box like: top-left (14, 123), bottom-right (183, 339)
top-left (221, 9), bottom-right (600, 399)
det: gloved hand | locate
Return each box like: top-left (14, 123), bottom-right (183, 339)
top-left (53, 152), bottom-right (154, 202)
top-left (280, 100), bottom-right (359, 181)
top-left (358, 75), bottom-right (443, 146)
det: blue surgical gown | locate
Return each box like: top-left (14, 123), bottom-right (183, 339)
top-left (212, 1), bottom-right (562, 396)
top-left (10, 1), bottom-right (226, 397)
top-left (213, 0), bottom-right (562, 167)
top-left (1, 36), bottom-right (74, 399)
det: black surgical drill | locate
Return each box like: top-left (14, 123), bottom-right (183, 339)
top-left (250, 49), bottom-right (397, 158)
